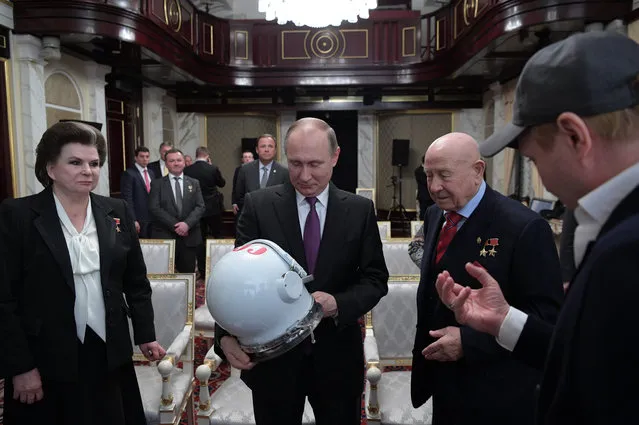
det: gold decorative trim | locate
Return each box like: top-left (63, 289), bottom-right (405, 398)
top-left (365, 311), bottom-right (373, 328)
top-left (339, 29), bottom-right (369, 59)
top-left (161, 393), bottom-right (174, 406)
top-left (203, 23), bottom-right (214, 55)
top-left (281, 30), bottom-right (310, 60)
top-left (2, 58), bottom-right (18, 198)
top-left (377, 220), bottom-right (391, 240)
top-left (205, 239), bottom-right (236, 291)
top-left (436, 18), bottom-right (445, 51)
top-left (401, 27), bottom-right (416, 57)
top-left (203, 358), bottom-right (217, 370)
top-left (366, 361), bottom-right (380, 369)
top-left (388, 274), bottom-right (420, 281)
top-left (234, 30), bottom-right (249, 60)
top-left (463, 0), bottom-right (479, 25)
top-left (199, 399), bottom-right (211, 411)
top-left (163, 0), bottom-right (183, 33)
top-left (310, 30), bottom-right (339, 59)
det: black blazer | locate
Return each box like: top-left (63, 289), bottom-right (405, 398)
top-left (411, 186), bottom-right (563, 425)
top-left (148, 174), bottom-right (206, 247)
top-left (120, 165), bottom-right (155, 226)
top-left (147, 160), bottom-right (164, 180)
top-left (184, 160), bottom-right (226, 216)
top-left (0, 187), bottom-right (156, 382)
top-left (233, 160), bottom-right (289, 210)
top-left (215, 182), bottom-right (389, 399)
top-left (415, 165), bottom-right (433, 219)
top-left (231, 164), bottom-right (244, 206)
top-left (512, 185), bottom-right (639, 425)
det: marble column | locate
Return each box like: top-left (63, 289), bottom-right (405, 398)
top-left (85, 62), bottom-right (111, 196)
top-left (142, 86), bottom-right (166, 160)
top-left (487, 83), bottom-right (507, 194)
top-left (452, 109), bottom-right (483, 142)
top-left (357, 112), bottom-right (376, 189)
top-left (12, 34), bottom-right (47, 196)
top-left (278, 111), bottom-right (296, 163)
top-left (177, 113), bottom-right (204, 158)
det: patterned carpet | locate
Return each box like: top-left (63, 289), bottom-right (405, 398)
top-left (0, 278), bottom-right (385, 425)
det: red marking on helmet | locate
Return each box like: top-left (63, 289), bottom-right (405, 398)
top-left (233, 244), bottom-right (267, 255)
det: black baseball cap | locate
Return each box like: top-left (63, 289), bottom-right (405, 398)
top-left (480, 31), bottom-right (639, 157)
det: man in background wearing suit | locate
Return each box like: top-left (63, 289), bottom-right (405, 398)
top-left (120, 146), bottom-right (155, 237)
top-left (435, 32), bottom-right (639, 425)
top-left (184, 146), bottom-right (226, 275)
top-left (411, 132), bottom-right (563, 425)
top-left (415, 154), bottom-right (434, 220)
top-left (148, 142), bottom-right (172, 179)
top-left (232, 149), bottom-right (255, 215)
top-left (233, 134), bottom-right (288, 215)
top-left (215, 118), bottom-right (389, 425)
top-left (149, 148), bottom-right (205, 273)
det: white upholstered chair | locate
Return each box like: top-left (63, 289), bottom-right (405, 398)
top-left (194, 239), bottom-right (236, 340)
top-left (382, 239), bottom-right (421, 276)
top-left (410, 221), bottom-right (423, 238)
top-left (195, 349), bottom-right (316, 425)
top-left (132, 273), bottom-right (196, 425)
top-left (378, 221), bottom-right (392, 240)
top-left (139, 239), bottom-right (176, 273)
top-left (365, 276), bottom-right (432, 425)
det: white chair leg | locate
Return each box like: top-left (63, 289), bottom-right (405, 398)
top-left (366, 365), bottom-right (382, 421)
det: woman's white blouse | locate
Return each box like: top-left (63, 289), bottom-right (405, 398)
top-left (53, 194), bottom-right (106, 342)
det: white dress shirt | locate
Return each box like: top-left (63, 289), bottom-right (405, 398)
top-left (497, 161), bottom-right (639, 351)
top-left (135, 162), bottom-right (151, 182)
top-left (53, 194), bottom-right (106, 342)
top-left (259, 161), bottom-right (273, 181)
top-left (169, 172), bottom-right (185, 204)
top-left (296, 185), bottom-right (330, 239)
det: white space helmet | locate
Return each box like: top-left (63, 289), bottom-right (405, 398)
top-left (206, 239), bottom-right (323, 362)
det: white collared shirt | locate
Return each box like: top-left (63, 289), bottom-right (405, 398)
top-left (497, 161), bottom-right (639, 352)
top-left (134, 162), bottom-right (151, 182)
top-left (169, 173), bottom-right (185, 203)
top-left (53, 193), bottom-right (106, 342)
top-left (296, 185), bottom-right (330, 238)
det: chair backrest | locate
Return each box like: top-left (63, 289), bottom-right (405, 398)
top-left (366, 276), bottom-right (419, 366)
top-left (205, 239), bottom-right (236, 284)
top-left (410, 221), bottom-right (423, 238)
top-left (377, 221), bottom-right (391, 240)
top-left (383, 239), bottom-right (421, 276)
top-left (139, 239), bottom-right (176, 273)
top-left (131, 273), bottom-right (195, 363)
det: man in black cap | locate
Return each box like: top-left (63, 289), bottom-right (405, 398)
top-left (435, 31), bottom-right (639, 424)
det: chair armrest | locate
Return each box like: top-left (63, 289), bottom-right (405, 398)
top-left (195, 345), bottom-right (223, 415)
top-left (364, 328), bottom-right (380, 364)
top-left (157, 324), bottom-right (193, 410)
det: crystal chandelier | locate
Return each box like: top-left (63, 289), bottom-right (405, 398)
top-left (258, 0), bottom-right (378, 28)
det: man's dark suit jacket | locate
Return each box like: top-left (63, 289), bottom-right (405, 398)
top-left (0, 187), bottom-right (156, 381)
top-left (233, 160), bottom-right (289, 210)
top-left (411, 185), bottom-right (563, 425)
top-left (231, 163), bottom-right (248, 206)
top-left (184, 160), bottom-right (226, 216)
top-left (148, 160), bottom-right (164, 180)
top-left (120, 165), bottom-right (155, 237)
top-left (415, 165), bottom-right (434, 221)
top-left (148, 175), bottom-right (206, 247)
top-left (510, 185), bottom-right (639, 425)
top-left (215, 182), bottom-right (389, 400)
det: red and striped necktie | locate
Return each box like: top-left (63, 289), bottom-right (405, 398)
top-left (435, 211), bottom-right (463, 264)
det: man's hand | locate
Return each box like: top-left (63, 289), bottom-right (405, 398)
top-left (233, 204), bottom-right (239, 215)
top-left (422, 326), bottom-right (463, 362)
top-left (174, 222), bottom-right (190, 237)
top-left (435, 262), bottom-right (510, 337)
top-left (220, 336), bottom-right (254, 370)
top-left (13, 368), bottom-right (43, 404)
top-left (135, 221), bottom-right (140, 234)
top-left (312, 291), bottom-right (338, 318)
top-left (139, 341), bottom-right (167, 361)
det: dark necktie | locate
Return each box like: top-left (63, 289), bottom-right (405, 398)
top-left (174, 177), bottom-right (183, 215)
top-left (260, 166), bottom-right (269, 188)
top-left (303, 197), bottom-right (320, 274)
top-left (435, 211), bottom-right (462, 264)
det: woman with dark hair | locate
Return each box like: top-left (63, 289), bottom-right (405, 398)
top-left (0, 121), bottom-right (165, 425)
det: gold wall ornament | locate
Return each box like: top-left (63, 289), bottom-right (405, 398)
top-left (463, 0), bottom-right (479, 25)
top-left (164, 0), bottom-right (182, 33)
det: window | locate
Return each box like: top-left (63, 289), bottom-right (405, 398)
top-left (45, 72), bottom-right (82, 128)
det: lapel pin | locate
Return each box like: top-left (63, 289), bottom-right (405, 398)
top-left (114, 217), bottom-right (121, 233)
top-left (480, 238), bottom-right (499, 257)
top-left (188, 184), bottom-right (193, 193)
top-left (476, 237), bottom-right (482, 245)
